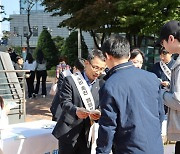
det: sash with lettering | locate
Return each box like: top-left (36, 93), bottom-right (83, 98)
top-left (160, 61), bottom-right (171, 81)
top-left (71, 72), bottom-right (98, 154)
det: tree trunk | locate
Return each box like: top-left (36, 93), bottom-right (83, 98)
top-left (126, 33), bottom-right (132, 47)
top-left (100, 33), bottom-right (105, 48)
top-left (90, 30), bottom-right (101, 50)
top-left (26, 9), bottom-right (33, 53)
top-left (137, 35), bottom-right (144, 48)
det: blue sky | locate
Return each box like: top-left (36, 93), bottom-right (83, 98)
top-left (1, 0), bottom-right (19, 31)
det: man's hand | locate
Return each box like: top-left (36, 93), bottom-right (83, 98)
top-left (89, 109), bottom-right (101, 121)
top-left (76, 107), bottom-right (90, 119)
top-left (161, 81), bottom-right (170, 87)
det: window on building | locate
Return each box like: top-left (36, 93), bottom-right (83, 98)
top-left (43, 26), bottom-right (47, 30)
top-left (23, 26), bottom-right (28, 37)
top-left (14, 27), bottom-right (19, 35)
top-left (32, 26), bottom-right (38, 37)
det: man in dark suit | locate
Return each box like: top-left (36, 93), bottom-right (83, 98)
top-left (52, 49), bottom-right (106, 154)
top-left (152, 47), bottom-right (175, 89)
top-left (50, 58), bottom-right (85, 121)
top-left (152, 47), bottom-right (175, 114)
top-left (96, 35), bottom-right (164, 154)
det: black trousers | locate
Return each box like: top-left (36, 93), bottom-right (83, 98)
top-left (58, 131), bottom-right (91, 154)
top-left (35, 70), bottom-right (47, 95)
top-left (175, 141), bottom-right (180, 154)
top-left (26, 71), bottom-right (35, 98)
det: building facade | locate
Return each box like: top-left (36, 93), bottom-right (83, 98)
top-left (20, 0), bottom-right (44, 14)
top-left (9, 0), bottom-right (94, 50)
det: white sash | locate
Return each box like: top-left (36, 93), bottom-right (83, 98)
top-left (71, 72), bottom-right (95, 111)
top-left (71, 72), bottom-right (99, 154)
top-left (160, 61), bottom-right (171, 81)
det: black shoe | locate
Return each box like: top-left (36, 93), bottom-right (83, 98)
top-left (32, 93), bottom-right (36, 98)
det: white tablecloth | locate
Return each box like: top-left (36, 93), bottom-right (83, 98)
top-left (0, 120), bottom-right (58, 154)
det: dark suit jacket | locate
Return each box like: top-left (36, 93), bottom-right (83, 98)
top-left (151, 58), bottom-right (175, 82)
top-left (52, 75), bottom-right (100, 143)
top-left (50, 73), bottom-right (64, 120)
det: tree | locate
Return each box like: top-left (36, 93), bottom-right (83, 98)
top-left (63, 31), bottom-right (88, 66)
top-left (116, 0), bottom-right (180, 47)
top-left (35, 28), bottom-right (59, 69)
top-left (42, 0), bottom-right (180, 48)
top-left (42, 0), bottom-right (120, 49)
top-left (1, 30), bottom-right (10, 45)
top-left (0, 5), bottom-right (12, 22)
top-left (52, 36), bottom-right (65, 57)
top-left (21, 0), bottom-right (42, 53)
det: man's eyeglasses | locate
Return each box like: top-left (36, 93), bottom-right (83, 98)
top-left (89, 61), bottom-right (105, 72)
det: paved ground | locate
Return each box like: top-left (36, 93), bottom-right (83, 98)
top-left (25, 77), bottom-right (55, 122)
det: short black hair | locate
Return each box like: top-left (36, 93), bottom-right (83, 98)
top-left (158, 47), bottom-right (169, 55)
top-left (101, 34), bottom-right (130, 59)
top-left (74, 58), bottom-right (85, 72)
top-left (129, 48), bottom-right (144, 60)
top-left (87, 49), bottom-right (105, 62)
top-left (175, 30), bottom-right (180, 42)
top-left (16, 56), bottom-right (23, 63)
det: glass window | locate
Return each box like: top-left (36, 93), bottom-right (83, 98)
top-left (33, 26), bottom-right (38, 37)
top-left (43, 26), bottom-right (47, 30)
top-left (23, 26), bottom-right (28, 37)
top-left (14, 27), bottom-right (19, 35)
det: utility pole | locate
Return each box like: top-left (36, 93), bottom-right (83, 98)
top-left (78, 28), bottom-right (81, 58)
top-left (17, 34), bottom-right (23, 51)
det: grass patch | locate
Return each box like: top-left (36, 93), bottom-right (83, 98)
top-left (47, 70), bottom-right (56, 77)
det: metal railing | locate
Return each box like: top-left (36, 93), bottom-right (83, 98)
top-left (0, 70), bottom-right (29, 124)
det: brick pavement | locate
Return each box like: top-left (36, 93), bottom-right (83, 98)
top-left (25, 77), bottom-right (55, 122)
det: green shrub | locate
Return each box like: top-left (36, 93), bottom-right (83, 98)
top-left (47, 70), bottom-right (56, 77)
top-left (35, 29), bottom-right (59, 69)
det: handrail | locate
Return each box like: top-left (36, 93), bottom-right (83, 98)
top-left (0, 70), bottom-right (30, 73)
top-left (0, 69), bottom-right (29, 123)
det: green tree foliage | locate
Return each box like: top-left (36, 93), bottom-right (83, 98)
top-left (35, 29), bottom-right (58, 69)
top-left (0, 5), bottom-right (12, 22)
top-left (116, 0), bottom-right (180, 35)
top-left (63, 31), bottom-right (88, 66)
top-left (42, 0), bottom-right (179, 47)
top-left (52, 36), bottom-right (65, 57)
top-left (42, 0), bottom-right (120, 48)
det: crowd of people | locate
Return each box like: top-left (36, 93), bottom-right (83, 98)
top-left (1, 20), bottom-right (179, 154)
top-left (49, 20), bottom-right (180, 154)
top-left (6, 48), bottom-right (47, 99)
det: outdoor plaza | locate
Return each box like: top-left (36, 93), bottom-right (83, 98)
top-left (0, 80), bottom-right (176, 154)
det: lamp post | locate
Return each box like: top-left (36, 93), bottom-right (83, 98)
top-left (17, 34), bottom-right (23, 49)
top-left (78, 28), bottom-right (82, 58)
